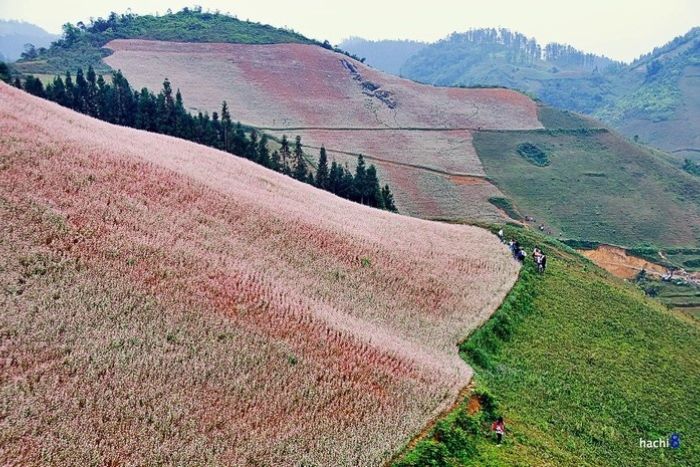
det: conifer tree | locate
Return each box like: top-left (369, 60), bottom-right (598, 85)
top-left (158, 78), bottom-right (176, 134)
top-left (338, 165), bottom-right (355, 199)
top-left (234, 122), bottom-right (247, 155)
top-left (353, 154), bottom-right (367, 203)
top-left (220, 101), bottom-right (232, 151)
top-left (0, 62), bottom-right (10, 83)
top-left (86, 65), bottom-right (98, 116)
top-left (75, 68), bottom-right (88, 112)
top-left (174, 89), bottom-right (187, 137)
top-left (257, 134), bottom-right (271, 167)
top-left (246, 130), bottom-right (259, 160)
top-left (95, 75), bottom-right (109, 118)
top-left (315, 146), bottom-right (329, 190)
top-left (136, 88), bottom-right (157, 131)
top-left (270, 150), bottom-right (281, 171)
top-left (112, 70), bottom-right (136, 126)
top-left (365, 165), bottom-right (384, 208)
top-left (293, 135), bottom-right (308, 181)
top-left (23, 76), bottom-right (45, 97)
top-left (328, 160), bottom-right (340, 194)
top-left (280, 135), bottom-right (291, 175)
top-left (211, 111), bottom-right (222, 149)
top-left (381, 184), bottom-right (397, 212)
top-left (64, 71), bottom-right (74, 109)
top-left (49, 75), bottom-right (69, 108)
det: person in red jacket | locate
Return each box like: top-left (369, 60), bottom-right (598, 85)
top-left (491, 416), bottom-right (505, 444)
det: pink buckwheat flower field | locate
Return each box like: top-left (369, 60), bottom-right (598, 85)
top-left (104, 39), bottom-right (544, 220)
top-left (0, 83), bottom-right (519, 465)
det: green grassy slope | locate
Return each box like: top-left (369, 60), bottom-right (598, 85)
top-left (13, 8), bottom-right (316, 74)
top-left (473, 108), bottom-right (700, 248)
top-left (395, 225), bottom-right (700, 466)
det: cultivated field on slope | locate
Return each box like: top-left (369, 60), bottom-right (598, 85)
top-left (103, 39), bottom-right (543, 220)
top-left (0, 84), bottom-right (519, 465)
top-left (473, 128), bottom-right (700, 248)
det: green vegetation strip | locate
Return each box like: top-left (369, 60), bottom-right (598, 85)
top-left (487, 197), bottom-right (523, 221)
top-left (394, 225), bottom-right (699, 466)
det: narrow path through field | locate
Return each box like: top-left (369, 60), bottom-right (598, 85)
top-left (671, 148), bottom-right (700, 154)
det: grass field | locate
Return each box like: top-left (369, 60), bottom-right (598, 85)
top-left (473, 123), bottom-right (700, 248)
top-left (0, 84), bottom-right (520, 465)
top-left (395, 225), bottom-right (700, 466)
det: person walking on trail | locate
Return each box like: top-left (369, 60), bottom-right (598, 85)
top-left (498, 228), bottom-right (505, 243)
top-left (539, 254), bottom-right (547, 273)
top-left (533, 247), bottom-right (542, 269)
top-left (492, 417), bottom-right (506, 445)
top-left (516, 248), bottom-right (526, 262)
top-left (510, 241), bottom-right (521, 259)
top-left (532, 247), bottom-right (542, 262)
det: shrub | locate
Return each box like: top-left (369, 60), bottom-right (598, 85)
top-left (517, 142), bottom-right (550, 167)
top-left (434, 420), bottom-right (474, 457)
top-left (394, 439), bottom-right (450, 467)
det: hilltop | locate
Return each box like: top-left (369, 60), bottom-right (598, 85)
top-left (102, 38), bottom-right (700, 249)
top-left (0, 83), bottom-right (519, 465)
top-left (12, 8), bottom-right (318, 75)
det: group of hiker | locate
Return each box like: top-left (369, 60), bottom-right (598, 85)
top-left (498, 229), bottom-right (547, 273)
top-left (483, 229), bottom-right (547, 447)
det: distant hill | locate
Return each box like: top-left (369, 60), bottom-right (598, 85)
top-left (0, 19), bottom-right (58, 61)
top-left (598, 28), bottom-right (700, 160)
top-left (399, 28), bottom-right (622, 114)
top-left (353, 28), bottom-right (700, 160)
top-left (338, 37), bottom-right (427, 75)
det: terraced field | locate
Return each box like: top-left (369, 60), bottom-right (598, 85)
top-left (0, 84), bottom-right (520, 465)
top-left (104, 39), bottom-right (543, 220)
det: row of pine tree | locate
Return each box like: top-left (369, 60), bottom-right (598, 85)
top-left (11, 66), bottom-right (397, 212)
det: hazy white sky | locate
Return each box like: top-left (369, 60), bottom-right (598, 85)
top-left (1, 0), bottom-right (698, 62)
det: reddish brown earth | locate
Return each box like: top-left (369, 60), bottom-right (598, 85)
top-left (104, 39), bottom-right (544, 220)
top-left (0, 84), bottom-right (520, 465)
top-left (580, 245), bottom-right (667, 279)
